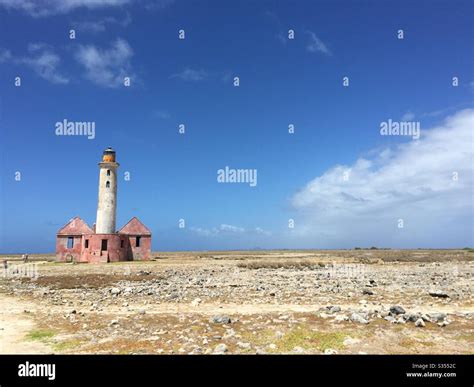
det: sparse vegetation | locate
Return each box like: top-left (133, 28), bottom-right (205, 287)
top-left (237, 260), bottom-right (325, 270)
top-left (25, 329), bottom-right (55, 342)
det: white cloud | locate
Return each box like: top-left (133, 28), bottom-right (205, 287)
top-left (152, 110), bottom-right (170, 119)
top-left (290, 109), bottom-right (474, 248)
top-left (255, 227), bottom-right (272, 236)
top-left (170, 68), bottom-right (207, 82)
top-left (0, 43), bottom-right (69, 84)
top-left (0, 0), bottom-right (174, 17)
top-left (306, 31), bottom-right (331, 56)
top-left (219, 224), bottom-right (245, 233)
top-left (72, 13), bottom-right (132, 33)
top-left (74, 38), bottom-right (134, 87)
top-left (0, 0), bottom-right (130, 17)
top-left (0, 48), bottom-right (12, 62)
top-left (190, 224), bottom-right (271, 237)
top-left (401, 111), bottom-right (415, 121)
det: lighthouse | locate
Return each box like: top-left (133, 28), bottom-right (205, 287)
top-left (56, 147), bottom-right (152, 263)
top-left (95, 147), bottom-right (119, 234)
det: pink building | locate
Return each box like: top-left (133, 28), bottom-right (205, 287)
top-left (56, 148), bottom-right (152, 263)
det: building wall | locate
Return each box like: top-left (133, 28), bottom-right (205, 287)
top-left (80, 234), bottom-right (129, 263)
top-left (56, 235), bottom-right (83, 262)
top-left (127, 235), bottom-right (152, 260)
top-left (56, 230), bottom-right (151, 263)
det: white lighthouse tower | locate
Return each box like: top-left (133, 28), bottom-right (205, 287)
top-left (95, 147), bottom-right (119, 234)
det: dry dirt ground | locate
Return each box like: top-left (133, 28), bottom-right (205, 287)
top-left (0, 250), bottom-right (472, 355)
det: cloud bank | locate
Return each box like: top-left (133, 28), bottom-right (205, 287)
top-left (289, 109), bottom-right (474, 248)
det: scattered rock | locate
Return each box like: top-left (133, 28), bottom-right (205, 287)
top-left (213, 344), bottom-right (228, 354)
top-left (292, 346), bottom-right (305, 354)
top-left (429, 290), bottom-right (449, 298)
top-left (237, 342), bottom-right (251, 350)
top-left (415, 318), bottom-right (425, 327)
top-left (334, 315), bottom-right (349, 322)
top-left (390, 306), bottom-right (406, 315)
top-left (211, 315), bottom-right (232, 324)
top-left (324, 348), bottom-right (338, 354)
top-left (326, 305), bottom-right (341, 313)
top-left (384, 316), bottom-right (396, 323)
top-left (343, 337), bottom-right (361, 346)
top-left (406, 313), bottom-right (419, 322)
top-left (350, 312), bottom-right (369, 324)
top-left (110, 288), bottom-right (121, 295)
top-left (362, 289), bottom-right (374, 296)
top-left (428, 312), bottom-right (447, 322)
top-left (191, 298), bottom-right (202, 307)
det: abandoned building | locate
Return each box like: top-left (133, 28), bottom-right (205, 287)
top-left (56, 147), bottom-right (152, 263)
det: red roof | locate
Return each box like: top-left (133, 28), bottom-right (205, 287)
top-left (57, 216), bottom-right (94, 235)
top-left (118, 217), bottom-right (151, 236)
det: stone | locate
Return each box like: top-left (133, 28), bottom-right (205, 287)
top-left (429, 290), bottom-right (449, 298)
top-left (211, 315), bottom-right (231, 324)
top-left (237, 342), bottom-right (251, 350)
top-left (415, 318), bottom-right (425, 327)
top-left (110, 287), bottom-right (121, 295)
top-left (350, 312), bottom-right (369, 324)
top-left (326, 305), bottom-right (341, 313)
top-left (362, 289), bottom-right (374, 296)
top-left (292, 346), bottom-right (305, 354)
top-left (384, 316), bottom-right (396, 323)
top-left (213, 344), bottom-right (228, 354)
top-left (390, 306), bottom-right (406, 315)
top-left (427, 312), bottom-right (447, 322)
top-left (324, 348), bottom-right (338, 354)
top-left (191, 298), bottom-right (202, 306)
top-left (343, 337), bottom-right (361, 346)
top-left (335, 315), bottom-right (348, 322)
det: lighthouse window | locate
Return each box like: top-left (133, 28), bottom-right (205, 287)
top-left (101, 239), bottom-right (108, 251)
top-left (106, 181), bottom-right (110, 188)
top-left (67, 237), bottom-right (74, 249)
top-left (107, 170), bottom-right (111, 176)
top-left (85, 239), bottom-right (89, 248)
top-left (136, 236), bottom-right (141, 247)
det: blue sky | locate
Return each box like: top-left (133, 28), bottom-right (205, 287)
top-left (0, 0), bottom-right (473, 253)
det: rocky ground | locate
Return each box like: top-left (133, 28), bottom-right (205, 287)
top-left (0, 249), bottom-right (473, 354)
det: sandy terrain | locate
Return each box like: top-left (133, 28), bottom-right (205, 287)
top-left (0, 249), bottom-right (472, 354)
